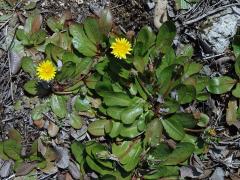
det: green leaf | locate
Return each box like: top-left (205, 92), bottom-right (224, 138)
top-left (112, 140), bottom-right (142, 172)
top-left (162, 118), bottom-right (185, 141)
top-left (148, 143), bottom-right (171, 163)
top-left (183, 62), bottom-right (203, 79)
top-left (119, 123), bottom-right (142, 138)
top-left (56, 61), bottom-right (76, 81)
top-left (69, 24), bottom-right (97, 57)
top-left (197, 113), bottom-right (209, 127)
top-left (23, 80), bottom-right (38, 95)
top-left (233, 35), bottom-right (240, 57)
top-left (88, 120), bottom-right (112, 136)
top-left (71, 141), bottom-right (85, 164)
top-left (133, 56), bottom-right (148, 73)
top-left (74, 96), bottom-right (90, 112)
top-left (161, 99), bottom-right (179, 114)
top-left (98, 8), bottom-right (113, 35)
top-left (16, 29), bottom-right (30, 45)
top-left (30, 30), bottom-right (46, 45)
top-left (178, 44), bottom-right (194, 57)
top-left (163, 142), bottom-right (195, 165)
top-left (84, 17), bottom-right (102, 44)
top-left (120, 105), bottom-right (143, 124)
top-left (50, 95), bottom-right (67, 118)
top-left (207, 76), bottom-right (236, 94)
top-left (69, 113), bottom-right (83, 129)
top-left (47, 17), bottom-right (63, 32)
top-left (176, 85), bottom-right (196, 104)
top-left (109, 121), bottom-right (122, 138)
top-left (135, 78), bottom-right (147, 100)
top-left (168, 113), bottom-right (196, 128)
top-left (21, 56), bottom-right (36, 77)
top-left (8, 128), bottom-right (22, 143)
top-left (86, 156), bottom-right (112, 175)
top-left (135, 26), bottom-right (156, 56)
top-left (3, 139), bottom-right (22, 161)
top-left (107, 107), bottom-right (124, 120)
top-left (144, 119), bottom-right (163, 146)
top-left (31, 102), bottom-right (50, 121)
top-left (232, 83), bottom-right (240, 98)
top-left (235, 56), bottom-right (240, 78)
top-left (101, 92), bottom-right (132, 107)
top-left (0, 142), bottom-right (9, 160)
top-left (144, 166), bottom-right (179, 179)
top-left (156, 21), bottom-right (176, 53)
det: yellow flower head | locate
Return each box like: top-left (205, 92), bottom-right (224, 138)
top-left (110, 38), bottom-right (132, 59)
top-left (36, 60), bottom-right (56, 81)
top-left (208, 128), bottom-right (216, 136)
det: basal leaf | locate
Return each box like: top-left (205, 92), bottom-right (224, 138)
top-left (84, 17), bottom-right (103, 44)
top-left (112, 140), bottom-right (142, 172)
top-left (50, 95), bottom-right (67, 119)
top-left (69, 24), bottom-right (97, 57)
top-left (119, 123), bottom-right (142, 138)
top-left (163, 142), bottom-right (195, 165)
top-left (88, 119), bottom-right (112, 136)
top-left (207, 76), bottom-right (236, 94)
top-left (162, 118), bottom-right (185, 141)
top-left (101, 92), bottom-right (132, 107)
top-left (156, 21), bottom-right (176, 53)
top-left (23, 80), bottom-right (38, 95)
top-left (71, 141), bottom-right (85, 164)
top-left (232, 83), bottom-right (240, 98)
top-left (3, 139), bottom-right (22, 161)
top-left (69, 113), bottom-right (83, 129)
top-left (144, 119), bottom-right (163, 147)
top-left (21, 56), bottom-right (36, 77)
top-left (120, 105), bottom-right (143, 124)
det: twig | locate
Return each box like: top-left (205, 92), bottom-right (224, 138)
top-left (183, 3), bottom-right (240, 25)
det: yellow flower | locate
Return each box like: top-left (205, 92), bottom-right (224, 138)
top-left (110, 38), bottom-right (132, 59)
top-left (36, 60), bottom-right (56, 81)
top-left (208, 128), bottom-right (216, 136)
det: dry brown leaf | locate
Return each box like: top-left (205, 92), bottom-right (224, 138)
top-left (65, 173), bottom-right (74, 180)
top-left (15, 162), bottom-right (37, 176)
top-left (33, 119), bottom-right (45, 128)
top-left (68, 161), bottom-right (81, 179)
top-left (38, 138), bottom-right (47, 157)
top-left (48, 121), bottom-right (59, 137)
top-left (10, 50), bottom-right (23, 75)
top-left (226, 101), bottom-right (238, 126)
top-left (31, 14), bottom-right (43, 33)
top-left (54, 145), bottom-right (70, 169)
top-left (154, 0), bottom-right (168, 29)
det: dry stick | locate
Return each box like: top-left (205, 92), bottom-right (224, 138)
top-left (183, 3), bottom-right (240, 25)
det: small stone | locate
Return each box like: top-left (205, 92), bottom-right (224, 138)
top-left (147, 1), bottom-right (155, 10)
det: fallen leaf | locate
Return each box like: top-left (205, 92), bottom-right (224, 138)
top-left (31, 14), bottom-right (43, 33)
top-left (15, 162), bottom-right (37, 176)
top-left (180, 166), bottom-right (202, 179)
top-left (54, 145), bottom-right (70, 169)
top-left (65, 173), bottom-right (73, 180)
top-left (41, 161), bottom-right (58, 174)
top-left (68, 161), bottom-right (81, 179)
top-left (226, 101), bottom-right (238, 126)
top-left (154, 0), bottom-right (168, 29)
top-left (33, 119), bottom-right (45, 128)
top-left (0, 160), bottom-right (13, 178)
top-left (48, 121), bottom-right (59, 137)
